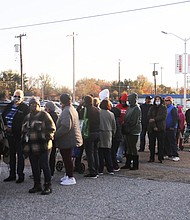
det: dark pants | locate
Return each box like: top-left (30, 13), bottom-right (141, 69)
top-left (84, 132), bottom-right (100, 175)
top-left (139, 128), bottom-right (150, 151)
top-left (126, 134), bottom-right (138, 156)
top-left (74, 145), bottom-right (84, 171)
top-left (60, 148), bottom-right (74, 178)
top-left (149, 130), bottom-right (164, 161)
top-left (29, 150), bottom-right (51, 184)
top-left (7, 135), bottom-right (25, 178)
top-left (98, 148), bottom-right (113, 173)
top-left (164, 129), bottom-right (179, 157)
top-left (111, 138), bottom-right (120, 169)
top-left (49, 141), bottom-right (56, 176)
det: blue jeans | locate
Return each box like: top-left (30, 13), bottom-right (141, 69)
top-left (84, 132), bottom-right (100, 175)
top-left (116, 136), bottom-right (127, 162)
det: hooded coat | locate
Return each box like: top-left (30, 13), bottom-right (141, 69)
top-left (123, 93), bottom-right (141, 135)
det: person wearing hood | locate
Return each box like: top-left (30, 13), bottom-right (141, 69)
top-left (2, 89), bottom-right (29, 183)
top-left (176, 105), bottom-right (185, 150)
top-left (147, 96), bottom-right (167, 163)
top-left (45, 101), bottom-right (59, 177)
top-left (121, 93), bottom-right (141, 170)
top-left (116, 93), bottom-right (128, 163)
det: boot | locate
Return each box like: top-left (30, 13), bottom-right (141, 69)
top-left (130, 155), bottom-right (139, 170)
top-left (121, 154), bottom-right (132, 169)
top-left (41, 182), bottom-right (52, 195)
top-left (29, 183), bottom-right (42, 193)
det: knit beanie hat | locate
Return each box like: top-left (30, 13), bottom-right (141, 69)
top-left (45, 101), bottom-right (55, 112)
top-left (29, 97), bottom-right (40, 106)
top-left (60, 93), bottom-right (72, 105)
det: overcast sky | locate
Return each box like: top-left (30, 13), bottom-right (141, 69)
top-left (1, 0), bottom-right (190, 90)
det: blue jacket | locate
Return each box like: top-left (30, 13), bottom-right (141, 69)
top-left (166, 104), bottom-right (178, 129)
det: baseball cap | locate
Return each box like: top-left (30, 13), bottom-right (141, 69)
top-left (146, 95), bottom-right (152, 100)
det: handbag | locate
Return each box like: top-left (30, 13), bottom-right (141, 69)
top-left (82, 107), bottom-right (89, 139)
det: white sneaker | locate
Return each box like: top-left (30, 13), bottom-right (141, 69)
top-left (60, 175), bottom-right (68, 182)
top-left (60, 177), bottom-right (76, 185)
top-left (108, 172), bottom-right (114, 175)
top-left (172, 157), bottom-right (180, 162)
top-left (164, 156), bottom-right (169, 160)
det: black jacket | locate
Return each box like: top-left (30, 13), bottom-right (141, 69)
top-left (2, 101), bottom-right (29, 140)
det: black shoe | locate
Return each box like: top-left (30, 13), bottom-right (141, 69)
top-left (4, 176), bottom-right (16, 182)
top-left (16, 178), bottom-right (24, 183)
top-left (41, 184), bottom-right (52, 195)
top-left (29, 185), bottom-right (42, 193)
top-left (158, 160), bottom-right (162, 163)
top-left (148, 159), bottom-right (154, 163)
top-left (84, 173), bottom-right (98, 178)
top-left (138, 149), bottom-right (144, 152)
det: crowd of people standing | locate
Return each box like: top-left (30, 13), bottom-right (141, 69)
top-left (0, 89), bottom-right (187, 195)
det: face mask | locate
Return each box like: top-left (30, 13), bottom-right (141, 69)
top-left (155, 101), bottom-right (160, 105)
top-left (126, 101), bottom-right (130, 106)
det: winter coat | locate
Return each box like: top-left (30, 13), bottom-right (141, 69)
top-left (22, 110), bottom-right (56, 155)
top-left (99, 109), bottom-right (116, 148)
top-left (148, 103), bottom-right (167, 132)
top-left (123, 93), bottom-right (142, 135)
top-left (177, 106), bottom-right (185, 131)
top-left (111, 107), bottom-right (122, 141)
top-left (2, 101), bottom-right (29, 140)
top-left (55, 105), bottom-right (83, 149)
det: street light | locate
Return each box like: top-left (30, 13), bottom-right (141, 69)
top-left (161, 31), bottom-right (190, 110)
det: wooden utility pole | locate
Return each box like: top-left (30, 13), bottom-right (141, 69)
top-left (15, 33), bottom-right (26, 92)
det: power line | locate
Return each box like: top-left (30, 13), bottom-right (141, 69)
top-left (0, 1), bottom-right (190, 31)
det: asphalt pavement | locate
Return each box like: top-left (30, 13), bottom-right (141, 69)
top-left (0, 154), bottom-right (190, 220)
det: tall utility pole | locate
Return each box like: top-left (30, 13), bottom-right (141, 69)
top-left (67, 32), bottom-right (77, 103)
top-left (118, 59), bottom-right (121, 98)
top-left (15, 33), bottom-right (26, 92)
top-left (160, 66), bottom-right (164, 85)
top-left (151, 63), bottom-right (159, 95)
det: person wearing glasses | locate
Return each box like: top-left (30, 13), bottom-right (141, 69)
top-left (2, 89), bottom-right (29, 183)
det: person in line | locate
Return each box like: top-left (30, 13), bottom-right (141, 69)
top-left (176, 106), bottom-right (185, 150)
top-left (83, 95), bottom-right (100, 178)
top-left (147, 96), bottom-right (167, 163)
top-left (93, 97), bottom-right (100, 109)
top-left (45, 101), bottom-right (59, 178)
top-left (138, 95), bottom-right (153, 152)
top-left (55, 94), bottom-right (83, 185)
top-left (2, 89), bottom-right (29, 183)
top-left (116, 93), bottom-right (128, 163)
top-left (121, 93), bottom-right (141, 170)
top-left (98, 100), bottom-right (116, 175)
top-left (22, 97), bottom-right (56, 195)
top-left (110, 106), bottom-right (122, 171)
top-left (164, 96), bottom-right (180, 161)
top-left (184, 108), bottom-right (190, 143)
